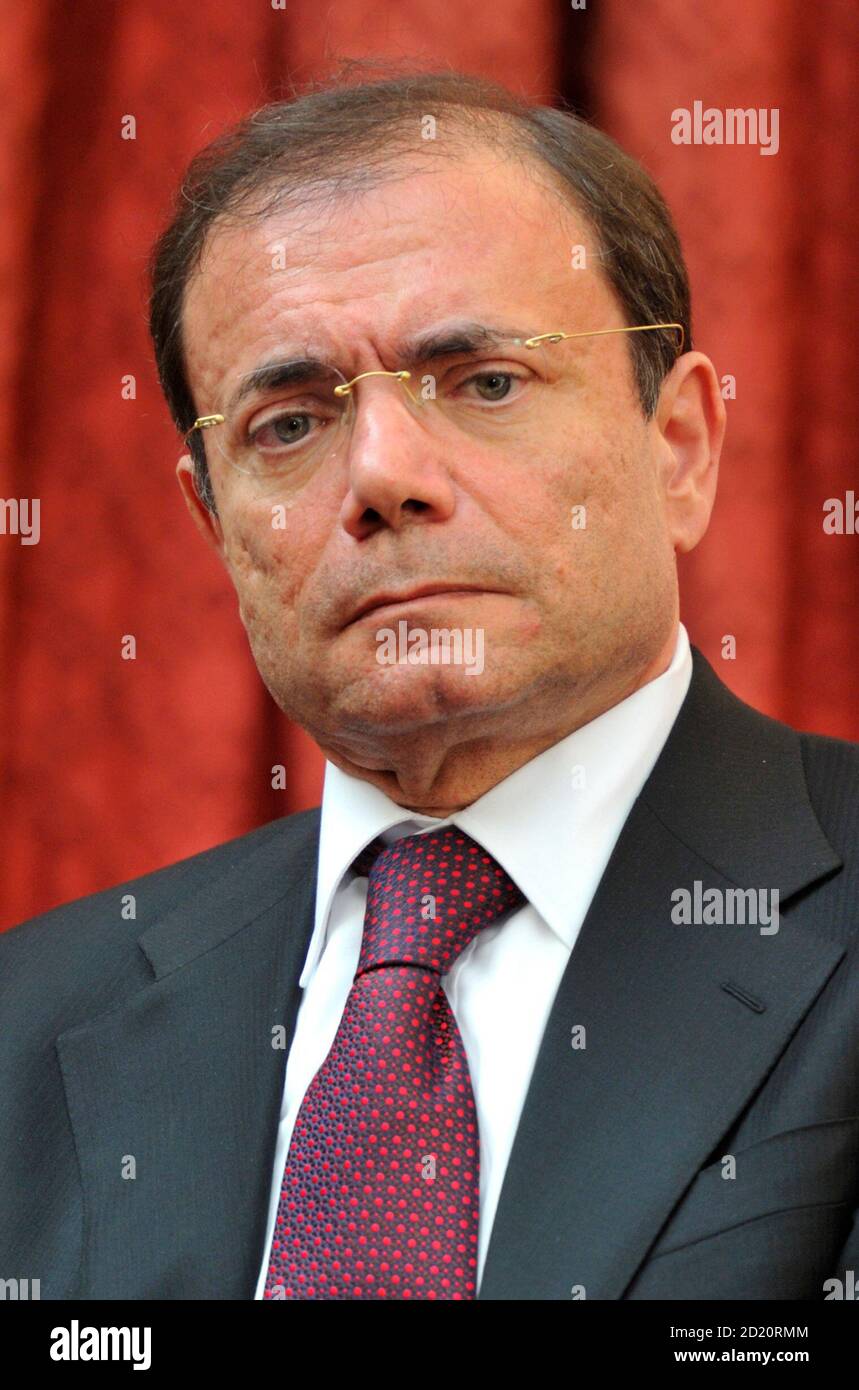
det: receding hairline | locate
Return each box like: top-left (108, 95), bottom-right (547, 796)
top-left (179, 116), bottom-right (609, 344)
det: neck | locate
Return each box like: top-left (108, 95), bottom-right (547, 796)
top-left (320, 626), bottom-right (679, 816)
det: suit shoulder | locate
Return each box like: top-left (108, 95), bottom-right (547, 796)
top-left (0, 807), bottom-right (320, 1049)
top-left (692, 650), bottom-right (859, 779)
top-left (799, 725), bottom-right (859, 773)
top-left (708, 661), bottom-right (859, 863)
top-left (798, 728), bottom-right (859, 862)
top-left (0, 806), bottom-right (320, 967)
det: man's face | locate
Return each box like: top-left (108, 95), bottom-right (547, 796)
top-left (181, 149), bottom-right (712, 791)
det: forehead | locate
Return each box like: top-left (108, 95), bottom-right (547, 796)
top-left (181, 150), bottom-right (616, 404)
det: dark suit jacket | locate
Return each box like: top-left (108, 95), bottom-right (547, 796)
top-left (2, 648), bottom-right (859, 1300)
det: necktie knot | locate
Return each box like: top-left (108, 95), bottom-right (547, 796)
top-left (353, 826), bottom-right (524, 976)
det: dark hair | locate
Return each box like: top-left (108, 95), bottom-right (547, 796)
top-left (148, 61), bottom-right (692, 512)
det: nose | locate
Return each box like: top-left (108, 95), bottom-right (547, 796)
top-left (338, 371), bottom-right (457, 539)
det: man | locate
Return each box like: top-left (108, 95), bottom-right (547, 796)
top-left (2, 70), bottom-right (858, 1302)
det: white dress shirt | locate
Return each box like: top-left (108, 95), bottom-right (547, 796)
top-left (255, 622), bottom-right (693, 1297)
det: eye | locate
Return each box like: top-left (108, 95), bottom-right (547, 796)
top-left (252, 411), bottom-right (312, 451)
top-left (453, 364), bottom-right (531, 406)
top-left (472, 370), bottom-right (513, 402)
top-left (248, 401), bottom-right (338, 453)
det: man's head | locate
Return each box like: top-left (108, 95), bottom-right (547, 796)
top-left (148, 68), bottom-right (725, 813)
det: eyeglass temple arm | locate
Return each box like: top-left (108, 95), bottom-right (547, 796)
top-left (190, 414), bottom-right (225, 431)
top-left (524, 323), bottom-right (685, 353)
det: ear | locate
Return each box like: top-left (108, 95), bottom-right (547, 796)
top-left (653, 352), bottom-right (726, 554)
top-left (176, 453), bottom-right (225, 557)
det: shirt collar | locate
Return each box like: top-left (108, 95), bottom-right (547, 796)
top-left (301, 622), bottom-right (693, 986)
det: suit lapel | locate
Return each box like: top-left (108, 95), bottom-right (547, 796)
top-left (56, 811), bottom-right (320, 1299)
top-left (478, 651), bottom-right (844, 1300)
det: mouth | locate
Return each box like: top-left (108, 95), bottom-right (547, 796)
top-left (345, 583), bottom-right (503, 628)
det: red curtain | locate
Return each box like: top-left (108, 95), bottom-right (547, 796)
top-left (1, 0), bottom-right (856, 931)
top-left (598, 0), bottom-right (859, 738)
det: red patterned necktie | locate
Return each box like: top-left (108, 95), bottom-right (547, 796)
top-left (263, 825), bottom-right (525, 1300)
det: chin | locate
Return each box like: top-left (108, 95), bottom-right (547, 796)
top-left (325, 661), bottom-right (513, 735)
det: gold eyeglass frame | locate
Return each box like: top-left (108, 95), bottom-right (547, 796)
top-left (187, 321), bottom-right (685, 439)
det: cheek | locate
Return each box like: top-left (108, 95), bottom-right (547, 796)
top-left (557, 411), bottom-right (656, 526)
top-left (527, 420), bottom-right (620, 542)
top-left (529, 417), bottom-right (665, 596)
top-left (221, 510), bottom-right (302, 632)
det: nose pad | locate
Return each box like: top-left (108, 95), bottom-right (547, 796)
top-left (338, 368), bottom-right (434, 450)
top-left (334, 368), bottom-right (418, 400)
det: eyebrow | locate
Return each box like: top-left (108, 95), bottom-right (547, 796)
top-left (223, 320), bottom-right (537, 413)
top-left (225, 358), bottom-right (334, 414)
top-left (399, 320), bottom-right (536, 365)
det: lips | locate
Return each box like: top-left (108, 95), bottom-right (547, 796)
top-left (346, 583), bottom-right (497, 627)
